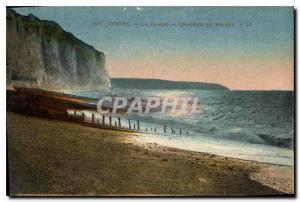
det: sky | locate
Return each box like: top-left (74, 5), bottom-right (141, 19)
top-left (13, 7), bottom-right (294, 90)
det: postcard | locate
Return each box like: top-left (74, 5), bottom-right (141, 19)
top-left (6, 6), bottom-right (294, 196)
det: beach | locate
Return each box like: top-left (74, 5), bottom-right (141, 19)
top-left (7, 112), bottom-right (293, 196)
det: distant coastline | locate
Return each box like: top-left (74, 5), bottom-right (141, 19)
top-left (111, 78), bottom-right (229, 90)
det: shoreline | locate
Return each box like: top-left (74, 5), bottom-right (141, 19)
top-left (132, 133), bottom-right (293, 167)
top-left (128, 134), bottom-right (294, 194)
top-left (7, 112), bottom-right (294, 196)
top-left (132, 134), bottom-right (292, 167)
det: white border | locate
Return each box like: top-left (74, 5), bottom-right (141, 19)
top-left (2, 0), bottom-right (298, 6)
top-left (1, 1), bottom-right (297, 201)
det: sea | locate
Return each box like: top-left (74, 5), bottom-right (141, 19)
top-left (73, 89), bottom-right (294, 166)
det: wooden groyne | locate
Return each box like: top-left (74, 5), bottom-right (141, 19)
top-left (7, 87), bottom-right (189, 135)
top-left (68, 110), bottom-right (189, 135)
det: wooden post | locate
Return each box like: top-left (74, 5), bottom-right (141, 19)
top-left (109, 117), bottom-right (112, 125)
top-left (118, 117), bottom-right (121, 127)
top-left (115, 121), bottom-right (117, 127)
top-left (133, 124), bottom-right (136, 130)
top-left (137, 121), bottom-right (140, 130)
top-left (81, 112), bottom-right (85, 123)
top-left (186, 130), bottom-right (189, 135)
top-left (129, 120), bottom-right (131, 129)
top-left (154, 128), bottom-right (157, 132)
top-left (92, 113), bottom-right (95, 123)
top-left (180, 128), bottom-right (182, 134)
top-left (164, 125), bottom-right (166, 133)
top-left (146, 128), bottom-right (148, 132)
top-left (102, 115), bottom-right (105, 125)
top-left (74, 110), bottom-right (76, 116)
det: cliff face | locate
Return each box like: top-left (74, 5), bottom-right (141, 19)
top-left (6, 9), bottom-right (111, 91)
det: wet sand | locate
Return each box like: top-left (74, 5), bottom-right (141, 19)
top-left (7, 112), bottom-right (293, 196)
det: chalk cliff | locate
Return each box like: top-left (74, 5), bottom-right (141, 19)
top-left (6, 9), bottom-right (111, 91)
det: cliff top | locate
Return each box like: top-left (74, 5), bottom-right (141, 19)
top-left (7, 8), bottom-right (104, 57)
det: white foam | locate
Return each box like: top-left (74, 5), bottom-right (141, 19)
top-left (135, 133), bottom-right (294, 166)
